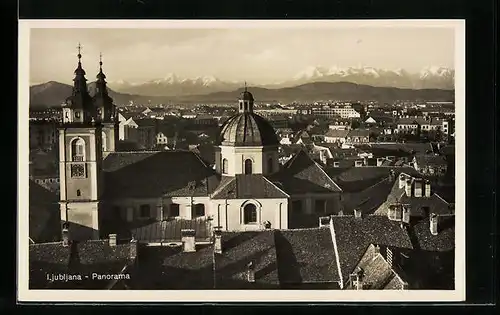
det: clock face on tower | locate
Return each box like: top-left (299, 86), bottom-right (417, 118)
top-left (71, 163), bottom-right (86, 178)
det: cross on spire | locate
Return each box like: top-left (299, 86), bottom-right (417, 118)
top-left (244, 81), bottom-right (247, 92)
top-left (77, 42), bottom-right (82, 60)
top-left (99, 52), bottom-right (103, 69)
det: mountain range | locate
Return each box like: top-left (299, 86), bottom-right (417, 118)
top-left (29, 80), bottom-right (454, 108)
top-left (103, 66), bottom-right (455, 97)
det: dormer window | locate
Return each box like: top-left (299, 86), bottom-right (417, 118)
top-left (75, 111), bottom-right (80, 119)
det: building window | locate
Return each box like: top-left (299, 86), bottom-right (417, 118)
top-left (315, 199), bottom-right (326, 214)
top-left (71, 138), bottom-right (85, 162)
top-left (243, 203), bottom-right (257, 224)
top-left (102, 131), bottom-right (107, 152)
top-left (244, 159), bottom-right (253, 175)
top-left (222, 158), bottom-right (228, 174)
top-left (76, 189), bottom-right (81, 196)
top-left (140, 204), bottom-right (150, 218)
top-left (193, 204), bottom-right (205, 217)
top-left (170, 203), bottom-right (180, 217)
top-left (267, 157), bottom-right (273, 173)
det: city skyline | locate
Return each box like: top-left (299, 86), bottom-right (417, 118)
top-left (30, 26), bottom-right (455, 85)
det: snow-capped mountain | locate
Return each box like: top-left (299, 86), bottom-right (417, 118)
top-left (108, 74), bottom-right (245, 97)
top-left (285, 65), bottom-right (454, 90)
top-left (106, 65), bottom-right (454, 97)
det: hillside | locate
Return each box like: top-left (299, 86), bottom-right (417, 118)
top-left (29, 81), bottom-right (454, 108)
top-left (29, 81), bottom-right (166, 109)
top-left (176, 82), bottom-right (455, 103)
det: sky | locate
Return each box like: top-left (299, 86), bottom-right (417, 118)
top-left (29, 26), bottom-right (456, 85)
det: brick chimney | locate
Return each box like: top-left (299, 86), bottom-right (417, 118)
top-left (405, 179), bottom-right (412, 197)
top-left (424, 180), bottom-right (431, 197)
top-left (109, 234), bottom-right (117, 247)
top-left (414, 179), bottom-right (423, 197)
top-left (247, 261), bottom-right (255, 283)
top-left (354, 208), bottom-right (362, 219)
top-left (181, 229), bottom-right (196, 252)
top-left (402, 205), bottom-right (411, 224)
top-left (429, 213), bottom-right (439, 235)
top-left (399, 174), bottom-right (406, 189)
top-left (62, 226), bottom-right (69, 247)
top-left (213, 227), bottom-right (222, 254)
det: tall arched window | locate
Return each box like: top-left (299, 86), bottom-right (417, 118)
top-left (267, 157), bottom-right (273, 173)
top-left (243, 203), bottom-right (257, 224)
top-left (71, 138), bottom-right (85, 162)
top-left (244, 159), bottom-right (253, 175)
top-left (222, 158), bottom-right (228, 174)
top-left (102, 131), bottom-right (107, 152)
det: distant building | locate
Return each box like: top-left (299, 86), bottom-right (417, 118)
top-left (412, 154), bottom-right (448, 176)
top-left (324, 129), bottom-right (349, 144)
top-left (29, 120), bottom-right (58, 149)
top-left (312, 105), bottom-right (361, 119)
top-left (346, 129), bottom-right (370, 144)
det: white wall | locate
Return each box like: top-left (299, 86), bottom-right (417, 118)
top-left (211, 198), bottom-right (288, 231)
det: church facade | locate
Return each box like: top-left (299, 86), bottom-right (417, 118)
top-left (58, 51), bottom-right (343, 242)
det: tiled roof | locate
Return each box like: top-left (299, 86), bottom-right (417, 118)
top-left (351, 244), bottom-right (400, 289)
top-left (102, 151), bottom-right (220, 199)
top-left (133, 219), bottom-right (212, 243)
top-left (29, 240), bottom-right (136, 289)
top-left (216, 231), bottom-right (280, 288)
top-left (409, 215), bottom-right (455, 252)
top-left (275, 228), bottom-right (340, 284)
top-left (129, 244), bottom-right (215, 289)
top-left (340, 178), bottom-right (396, 215)
top-left (270, 149), bottom-right (342, 194)
top-left (29, 180), bottom-right (60, 243)
top-left (375, 174), bottom-right (452, 217)
top-left (211, 174), bottom-right (289, 199)
top-left (325, 129), bottom-right (349, 138)
top-left (347, 129), bottom-right (370, 138)
top-left (331, 215), bottom-right (413, 282)
top-left (414, 154), bottom-right (447, 167)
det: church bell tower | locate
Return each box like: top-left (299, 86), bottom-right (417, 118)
top-left (58, 44), bottom-right (104, 241)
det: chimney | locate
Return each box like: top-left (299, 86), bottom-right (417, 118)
top-left (319, 216), bottom-right (330, 227)
top-left (247, 261), bottom-right (255, 283)
top-left (399, 174), bottom-right (406, 189)
top-left (62, 226), bottom-right (69, 247)
top-left (429, 213), bottom-right (439, 235)
top-left (109, 234), bottom-right (117, 247)
top-left (414, 179), bottom-right (423, 197)
top-left (354, 208), bottom-right (362, 219)
top-left (373, 244), bottom-right (380, 255)
top-left (377, 157), bottom-right (384, 166)
top-left (129, 238), bottom-right (138, 260)
top-left (402, 205), bottom-right (411, 224)
top-left (181, 229), bottom-right (196, 252)
top-left (213, 227), bottom-right (222, 254)
top-left (424, 180), bottom-right (431, 197)
top-left (405, 179), bottom-right (412, 197)
top-left (388, 169), bottom-right (396, 182)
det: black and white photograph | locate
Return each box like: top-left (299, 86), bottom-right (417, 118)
top-left (18, 20), bottom-right (465, 302)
